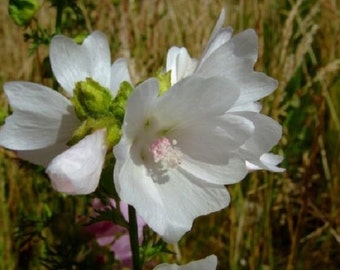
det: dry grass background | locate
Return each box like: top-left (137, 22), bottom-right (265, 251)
top-left (0, 0), bottom-right (340, 269)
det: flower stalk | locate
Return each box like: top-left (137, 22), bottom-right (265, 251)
top-left (54, 0), bottom-right (64, 34)
top-left (128, 204), bottom-right (142, 270)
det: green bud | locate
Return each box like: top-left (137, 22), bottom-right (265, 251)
top-left (72, 78), bottom-right (113, 120)
top-left (69, 78), bottom-right (134, 149)
top-left (110, 81), bottom-right (133, 123)
top-left (73, 33), bottom-right (89, 45)
top-left (9, 0), bottom-right (40, 26)
top-left (156, 70), bottom-right (171, 95)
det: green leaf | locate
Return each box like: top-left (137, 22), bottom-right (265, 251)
top-left (88, 205), bottom-right (129, 229)
top-left (8, 0), bottom-right (40, 26)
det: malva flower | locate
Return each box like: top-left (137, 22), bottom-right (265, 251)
top-left (166, 9), bottom-right (284, 172)
top-left (153, 255), bottom-right (217, 270)
top-left (114, 10), bottom-right (284, 243)
top-left (86, 199), bottom-right (145, 269)
top-left (114, 75), bottom-right (257, 243)
top-left (0, 31), bottom-right (131, 194)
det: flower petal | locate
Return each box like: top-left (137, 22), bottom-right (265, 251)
top-left (235, 112), bottom-right (282, 156)
top-left (123, 78), bottom-right (159, 138)
top-left (0, 82), bottom-right (79, 152)
top-left (196, 30), bottom-right (278, 104)
top-left (170, 114), bottom-right (254, 164)
top-left (231, 112), bottom-right (283, 171)
top-left (166, 46), bottom-right (197, 85)
top-left (114, 137), bottom-right (166, 233)
top-left (110, 58), bottom-right (132, 96)
top-left (200, 9), bottom-right (233, 64)
top-left (114, 141), bottom-right (230, 243)
top-left (228, 101), bottom-right (262, 113)
top-left (246, 153), bottom-right (285, 172)
top-left (200, 26), bottom-right (233, 63)
top-left (111, 234), bottom-right (133, 267)
top-left (50, 31), bottom-right (111, 95)
top-left (158, 170), bottom-right (229, 244)
top-left (197, 29), bottom-right (257, 73)
top-left (232, 72), bottom-right (278, 106)
top-left (113, 136), bottom-right (164, 207)
top-left (180, 155), bottom-right (248, 185)
top-left (154, 76), bottom-right (240, 127)
top-left (153, 255), bottom-right (218, 270)
top-left (17, 143), bottom-right (70, 167)
top-left (46, 129), bottom-right (107, 195)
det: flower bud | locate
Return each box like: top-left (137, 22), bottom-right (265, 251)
top-left (72, 78), bottom-right (112, 120)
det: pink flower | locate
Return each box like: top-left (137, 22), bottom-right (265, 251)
top-left (86, 199), bottom-right (145, 268)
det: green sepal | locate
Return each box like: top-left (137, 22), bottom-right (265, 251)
top-left (68, 117), bottom-right (121, 148)
top-left (110, 81), bottom-right (133, 123)
top-left (9, 0), bottom-right (40, 26)
top-left (156, 70), bottom-right (171, 95)
top-left (72, 78), bottom-right (113, 120)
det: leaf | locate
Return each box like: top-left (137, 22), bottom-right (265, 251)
top-left (8, 0), bottom-right (40, 26)
top-left (88, 206), bottom-right (129, 229)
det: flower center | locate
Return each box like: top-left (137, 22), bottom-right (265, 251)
top-left (149, 137), bottom-right (182, 169)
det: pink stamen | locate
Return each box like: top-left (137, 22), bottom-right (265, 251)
top-left (149, 137), bottom-right (182, 168)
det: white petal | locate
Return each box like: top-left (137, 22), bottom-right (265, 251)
top-left (154, 169), bottom-right (229, 243)
top-left (153, 255), bottom-right (218, 270)
top-left (232, 112), bottom-right (283, 171)
top-left (208, 9), bottom-right (226, 43)
top-left (113, 136), bottom-right (164, 210)
top-left (246, 153), bottom-right (285, 172)
top-left (113, 137), bottom-right (166, 231)
top-left (228, 29), bottom-right (258, 60)
top-left (180, 155), bottom-right (248, 185)
top-left (0, 82), bottom-right (79, 151)
top-left (259, 153), bottom-right (285, 172)
top-left (232, 72), bottom-right (278, 106)
top-left (200, 26), bottom-right (233, 64)
top-left (154, 76), bottom-right (240, 127)
top-left (166, 47), bottom-right (197, 85)
top-left (50, 31), bottom-right (111, 95)
top-left (110, 58), bottom-right (132, 96)
top-left (123, 78), bottom-right (159, 138)
top-left (46, 129), bottom-right (107, 195)
top-left (197, 29), bottom-right (258, 74)
top-left (228, 101), bottom-right (262, 112)
top-left (196, 29), bottom-right (277, 104)
top-left (17, 143), bottom-right (69, 167)
top-left (83, 31), bottom-right (111, 89)
top-left (170, 114), bottom-right (254, 164)
top-left (199, 9), bottom-right (233, 64)
top-left (234, 112), bottom-right (282, 156)
top-left (114, 135), bottom-right (230, 243)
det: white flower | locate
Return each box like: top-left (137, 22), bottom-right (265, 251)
top-left (114, 75), bottom-right (256, 243)
top-left (166, 9), bottom-right (283, 172)
top-left (153, 255), bottom-right (217, 270)
top-left (0, 31), bottom-right (131, 194)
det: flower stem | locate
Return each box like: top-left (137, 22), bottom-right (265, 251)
top-left (128, 205), bottom-right (141, 270)
top-left (55, 0), bottom-right (64, 34)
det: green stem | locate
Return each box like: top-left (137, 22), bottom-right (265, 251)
top-left (55, 0), bottom-right (64, 34)
top-left (128, 205), bottom-right (141, 270)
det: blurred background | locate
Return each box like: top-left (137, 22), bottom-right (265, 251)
top-left (0, 0), bottom-right (340, 269)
